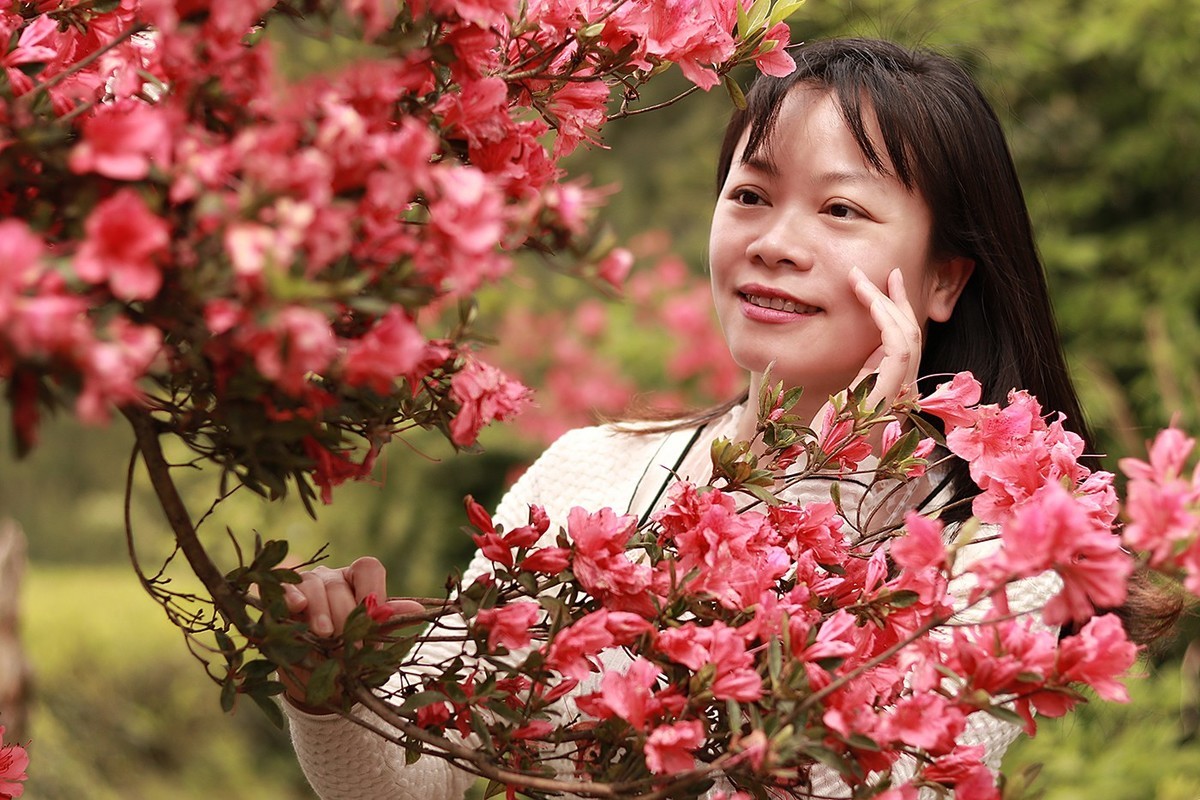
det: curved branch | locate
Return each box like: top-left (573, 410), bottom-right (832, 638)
top-left (120, 403), bottom-right (255, 635)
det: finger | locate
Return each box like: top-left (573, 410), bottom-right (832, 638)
top-left (282, 583), bottom-right (309, 614)
top-left (316, 567), bottom-right (359, 637)
top-left (387, 598), bottom-right (427, 618)
top-left (345, 556), bottom-right (389, 603)
top-left (296, 570), bottom-right (335, 637)
top-left (851, 268), bottom-right (922, 406)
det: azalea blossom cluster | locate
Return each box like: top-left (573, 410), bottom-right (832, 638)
top-left (0, 0), bottom-right (798, 503)
top-left (308, 374), bottom-right (1200, 799)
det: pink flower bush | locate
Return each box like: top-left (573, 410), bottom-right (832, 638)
top-left (396, 374), bottom-right (1200, 797)
top-left (1, 0), bottom-right (793, 506)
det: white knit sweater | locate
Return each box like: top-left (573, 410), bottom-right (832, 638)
top-left (286, 419), bottom-right (1055, 799)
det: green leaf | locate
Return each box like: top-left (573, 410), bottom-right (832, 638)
top-left (220, 676), bottom-right (237, 713)
top-left (398, 690), bottom-right (451, 713)
top-left (735, 0), bottom-right (751, 37)
top-left (884, 589), bottom-right (921, 609)
top-left (983, 703), bottom-right (1027, 727)
top-left (724, 74), bottom-right (747, 110)
top-left (305, 659), bottom-right (341, 707)
top-left (250, 689), bottom-right (286, 729)
top-left (769, 0), bottom-right (807, 26)
top-left (746, 0), bottom-right (772, 32)
top-left (341, 606), bottom-right (372, 644)
top-left (250, 539), bottom-right (290, 571)
top-left (241, 658), bottom-right (279, 682)
top-left (768, 636), bottom-right (783, 683)
top-left (746, 483), bottom-right (782, 506)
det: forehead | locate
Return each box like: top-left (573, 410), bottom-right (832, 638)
top-left (735, 87), bottom-right (901, 181)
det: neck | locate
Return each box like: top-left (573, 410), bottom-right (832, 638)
top-left (739, 372), bottom-right (835, 446)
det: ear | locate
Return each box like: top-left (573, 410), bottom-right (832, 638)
top-left (926, 256), bottom-right (974, 323)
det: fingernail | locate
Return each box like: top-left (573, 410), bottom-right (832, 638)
top-left (314, 615), bottom-right (332, 636)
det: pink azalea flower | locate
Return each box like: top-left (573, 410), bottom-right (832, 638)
top-left (945, 389), bottom-right (1042, 467)
top-left (656, 621), bottom-right (762, 701)
top-left (69, 101), bottom-right (172, 180)
top-left (916, 371), bottom-right (982, 429)
top-left (435, 78), bottom-right (510, 147)
top-left (519, 547), bottom-right (571, 574)
top-left (74, 189), bottom-right (171, 301)
top-left (342, 309), bottom-right (434, 394)
top-left (567, 506), bottom-right (655, 614)
top-left (510, 719), bottom-right (555, 740)
top-left (877, 693), bottom-right (965, 754)
top-left (769, 501), bottom-right (847, 565)
top-left (1053, 614), bottom-right (1138, 704)
top-left (475, 601), bottom-right (541, 652)
top-left (970, 480), bottom-right (1132, 625)
top-left (75, 318), bottom-right (162, 423)
top-left (0, 725), bottom-right (29, 798)
top-left (922, 745), bottom-right (998, 800)
top-left (545, 610), bottom-right (652, 680)
top-left (644, 719), bottom-right (705, 775)
top-left (0, 220), bottom-right (45, 327)
top-left (752, 22), bottom-right (796, 78)
top-left (245, 307), bottom-right (338, 395)
top-left (596, 247), bottom-right (633, 291)
top-left (363, 592), bottom-right (400, 623)
top-left (1, 14), bottom-right (58, 97)
top-left (816, 405), bottom-right (873, 472)
top-left (576, 657), bottom-right (668, 729)
top-left (440, 0), bottom-right (517, 28)
top-left (1122, 479), bottom-right (1199, 564)
top-left (448, 356), bottom-right (531, 446)
top-left (944, 619), bottom-right (1057, 733)
top-left (794, 608), bottom-right (859, 663)
top-left (1120, 426), bottom-right (1195, 483)
top-left (654, 482), bottom-right (789, 608)
top-left (548, 79), bottom-right (610, 157)
top-left (890, 513), bottom-right (947, 573)
top-left (302, 437), bottom-right (378, 504)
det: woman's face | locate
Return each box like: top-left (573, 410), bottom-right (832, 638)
top-left (709, 86), bottom-right (968, 400)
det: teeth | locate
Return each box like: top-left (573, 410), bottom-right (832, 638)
top-left (744, 293), bottom-right (817, 314)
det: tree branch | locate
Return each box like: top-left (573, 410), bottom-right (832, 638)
top-left (120, 403), bottom-right (255, 635)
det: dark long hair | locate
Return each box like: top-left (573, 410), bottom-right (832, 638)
top-left (716, 37), bottom-right (1094, 520)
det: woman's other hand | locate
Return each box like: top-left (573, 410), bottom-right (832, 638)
top-left (279, 556), bottom-right (423, 712)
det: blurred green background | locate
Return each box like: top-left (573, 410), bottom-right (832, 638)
top-left (3, 0), bottom-right (1200, 796)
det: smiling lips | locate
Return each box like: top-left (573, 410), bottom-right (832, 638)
top-left (738, 286), bottom-right (822, 322)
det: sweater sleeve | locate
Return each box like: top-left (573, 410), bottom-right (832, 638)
top-left (286, 425), bottom-right (669, 800)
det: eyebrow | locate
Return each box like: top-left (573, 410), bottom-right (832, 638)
top-left (739, 153), bottom-right (779, 176)
top-left (815, 169), bottom-right (878, 185)
top-left (736, 158), bottom-right (888, 188)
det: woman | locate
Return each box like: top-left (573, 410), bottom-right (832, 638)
top-left (281, 38), bottom-right (1120, 798)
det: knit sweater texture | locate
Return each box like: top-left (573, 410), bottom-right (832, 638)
top-left (286, 420), bottom-right (1055, 799)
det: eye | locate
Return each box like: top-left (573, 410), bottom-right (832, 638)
top-left (731, 188), bottom-right (765, 206)
top-left (825, 202), bottom-right (864, 220)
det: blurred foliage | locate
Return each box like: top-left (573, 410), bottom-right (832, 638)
top-left (1003, 646), bottom-right (1200, 799)
top-left (1, 0), bottom-right (1198, 796)
top-left (19, 565), bottom-right (312, 799)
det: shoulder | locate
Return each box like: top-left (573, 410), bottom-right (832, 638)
top-left (492, 422), bottom-right (679, 528)
top-left (532, 422), bottom-right (675, 470)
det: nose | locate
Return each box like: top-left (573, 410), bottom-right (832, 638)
top-left (746, 212), bottom-right (813, 271)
